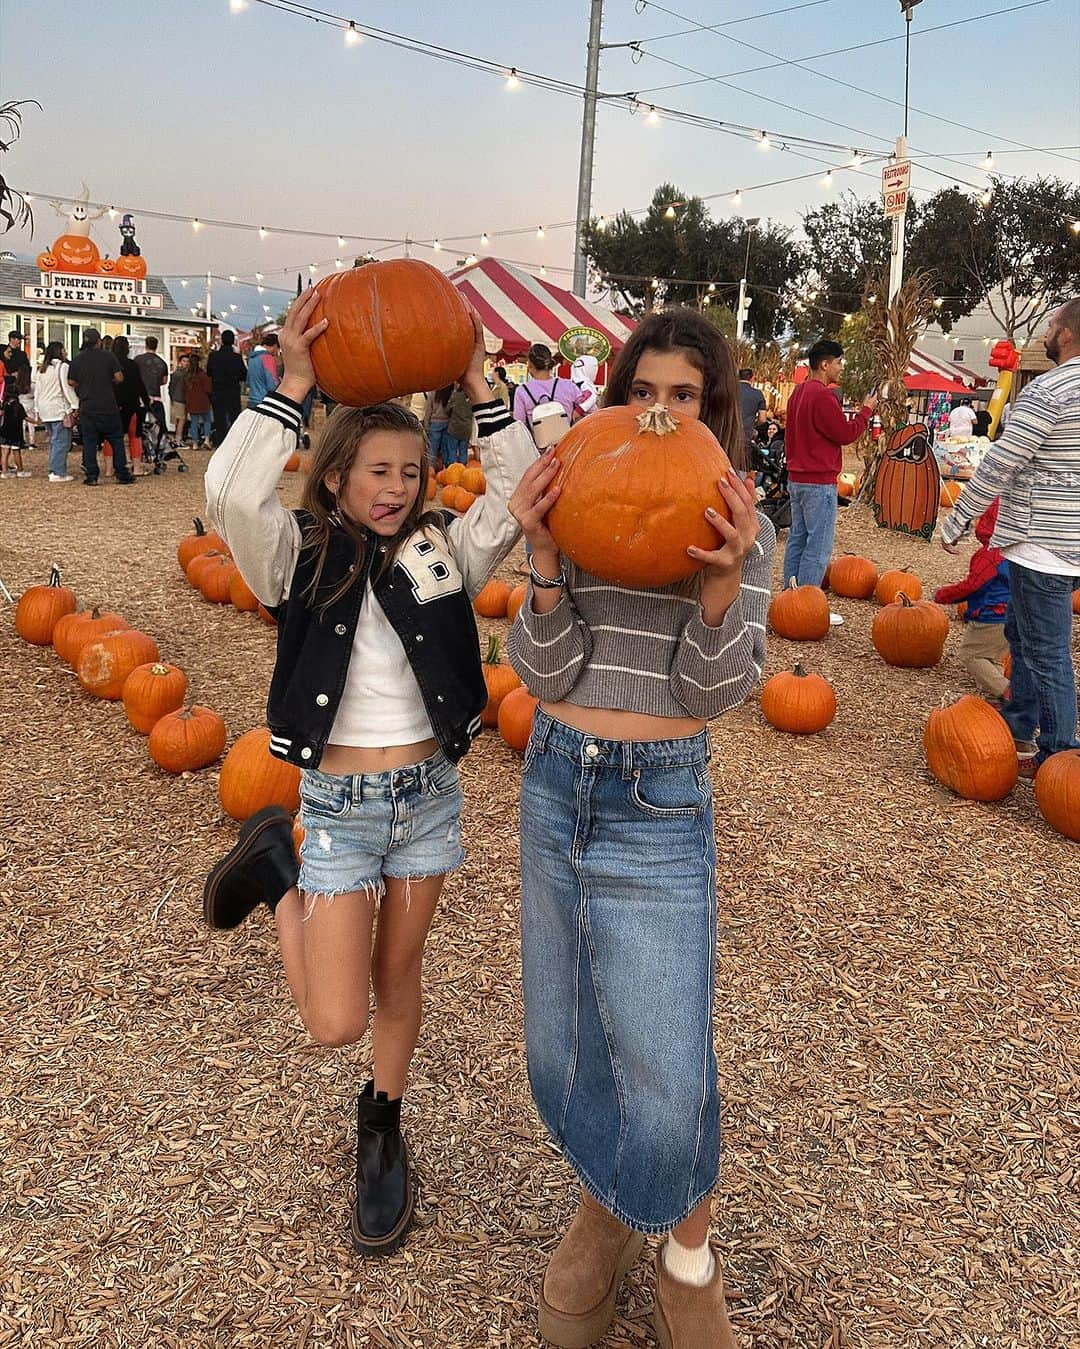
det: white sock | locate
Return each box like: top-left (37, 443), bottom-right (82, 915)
top-left (663, 1235), bottom-right (714, 1287)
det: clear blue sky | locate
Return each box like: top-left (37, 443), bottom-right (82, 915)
top-left (2, 0), bottom-right (1077, 325)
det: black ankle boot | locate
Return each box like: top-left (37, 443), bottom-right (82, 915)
top-left (351, 1081), bottom-right (414, 1256)
top-left (202, 807), bottom-right (299, 930)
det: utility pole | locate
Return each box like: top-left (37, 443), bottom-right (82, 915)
top-left (888, 0), bottom-right (921, 304)
top-left (572, 0), bottom-right (604, 298)
top-left (735, 218), bottom-right (759, 342)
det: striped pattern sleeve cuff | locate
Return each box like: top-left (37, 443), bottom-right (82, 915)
top-left (255, 391), bottom-right (303, 440)
top-left (506, 594), bottom-right (592, 700)
top-left (474, 399), bottom-right (514, 437)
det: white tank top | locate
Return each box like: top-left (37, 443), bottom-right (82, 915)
top-left (327, 583), bottom-right (434, 747)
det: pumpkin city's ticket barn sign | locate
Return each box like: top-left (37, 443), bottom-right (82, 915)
top-left (22, 271), bottom-right (163, 311)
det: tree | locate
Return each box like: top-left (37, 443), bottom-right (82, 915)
top-left (837, 311), bottom-right (875, 404)
top-left (904, 187), bottom-right (988, 333)
top-left (582, 185), bottom-right (803, 342)
top-left (799, 194), bottom-right (900, 333)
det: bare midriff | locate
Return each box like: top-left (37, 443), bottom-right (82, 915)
top-left (318, 737), bottom-right (440, 776)
top-left (540, 701), bottom-right (706, 743)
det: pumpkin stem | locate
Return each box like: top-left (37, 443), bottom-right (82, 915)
top-left (193, 517), bottom-right (206, 537)
top-left (485, 633), bottom-right (502, 666)
top-left (636, 404), bottom-right (679, 437)
top-left (786, 577), bottom-right (799, 590)
top-left (48, 564), bottom-right (62, 588)
top-left (899, 592), bottom-right (915, 608)
top-left (149, 663), bottom-right (170, 676)
top-left (793, 662), bottom-right (808, 677)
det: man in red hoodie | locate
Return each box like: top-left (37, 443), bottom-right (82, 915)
top-left (784, 340), bottom-right (877, 610)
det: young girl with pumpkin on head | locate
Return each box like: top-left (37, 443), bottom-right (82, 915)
top-left (506, 308), bottom-right (775, 1349)
top-left (201, 288), bottom-right (540, 1255)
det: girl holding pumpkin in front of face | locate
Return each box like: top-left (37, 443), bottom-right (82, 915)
top-left (201, 288), bottom-right (541, 1256)
top-left (505, 309), bottom-right (774, 1349)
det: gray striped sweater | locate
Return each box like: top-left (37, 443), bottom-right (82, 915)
top-left (941, 355), bottom-right (1080, 567)
top-left (507, 518), bottom-right (775, 721)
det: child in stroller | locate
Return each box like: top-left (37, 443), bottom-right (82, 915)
top-left (141, 408), bottom-right (189, 474)
top-left (751, 419), bottom-right (790, 531)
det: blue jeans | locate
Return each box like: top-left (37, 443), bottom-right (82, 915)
top-left (427, 420), bottom-right (449, 466)
top-left (783, 480), bottom-right (839, 586)
top-left (82, 412), bottom-right (128, 482)
top-left (1003, 562), bottom-right (1080, 763)
top-left (188, 410), bottom-right (211, 443)
top-left (46, 420), bottom-right (71, 476)
top-left (520, 710), bottom-right (719, 1233)
top-left (442, 432), bottom-right (468, 467)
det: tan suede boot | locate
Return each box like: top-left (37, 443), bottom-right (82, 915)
top-left (538, 1190), bottom-right (646, 1348)
top-left (653, 1244), bottom-right (737, 1349)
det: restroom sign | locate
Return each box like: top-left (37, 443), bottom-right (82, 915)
top-left (882, 161), bottom-right (911, 218)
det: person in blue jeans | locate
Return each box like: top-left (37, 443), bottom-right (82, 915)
top-left (424, 385), bottom-right (452, 467)
top-left (942, 297), bottom-right (1080, 779)
top-left (783, 340), bottom-right (877, 614)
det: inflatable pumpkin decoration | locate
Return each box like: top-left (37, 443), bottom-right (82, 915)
top-left (872, 423), bottom-right (940, 541)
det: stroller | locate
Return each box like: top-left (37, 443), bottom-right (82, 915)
top-left (751, 431), bottom-right (791, 532)
top-left (142, 405), bottom-right (188, 474)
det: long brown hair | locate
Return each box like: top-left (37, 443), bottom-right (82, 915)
top-left (299, 402), bottom-right (441, 610)
top-left (602, 308), bottom-right (745, 470)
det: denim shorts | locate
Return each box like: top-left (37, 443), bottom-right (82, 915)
top-left (297, 751), bottom-right (465, 902)
top-left (520, 709), bottom-right (719, 1234)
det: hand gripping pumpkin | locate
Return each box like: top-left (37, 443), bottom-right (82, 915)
top-left (309, 259), bottom-right (474, 407)
top-left (546, 404), bottom-right (733, 588)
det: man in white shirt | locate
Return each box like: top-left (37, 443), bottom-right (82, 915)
top-left (947, 398), bottom-right (977, 438)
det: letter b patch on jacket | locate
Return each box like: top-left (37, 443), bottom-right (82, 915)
top-left (396, 534), bottom-right (464, 605)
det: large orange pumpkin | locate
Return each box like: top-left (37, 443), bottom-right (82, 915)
top-left (52, 234), bottom-right (101, 273)
top-left (122, 662), bottom-right (188, 734)
top-left (178, 517), bottom-right (226, 572)
top-left (229, 570), bottom-right (260, 613)
top-left (149, 706), bottom-right (228, 774)
top-left (829, 554), bottom-right (879, 599)
top-left (309, 259), bottom-right (474, 407)
top-left (53, 607), bottom-right (127, 666)
top-left (77, 629), bottom-right (160, 700)
top-left (186, 549), bottom-right (230, 590)
top-left (474, 579), bottom-right (511, 619)
top-left (547, 404), bottom-right (733, 588)
top-left (872, 423), bottom-right (940, 541)
top-left (760, 663), bottom-right (837, 734)
top-left (438, 463), bottom-right (466, 487)
top-left (875, 568), bottom-right (923, 605)
top-left (15, 567), bottom-right (77, 644)
top-left (767, 579), bottom-right (829, 641)
top-left (924, 695), bottom-right (1018, 801)
top-left (871, 594), bottom-right (949, 668)
top-left (498, 686), bottom-right (539, 753)
top-left (481, 634), bottom-right (522, 728)
top-left (218, 727), bottom-right (301, 821)
top-left (1034, 750), bottom-right (1080, 842)
top-left (507, 583), bottom-right (527, 622)
top-left (198, 556), bottom-right (239, 604)
top-left (461, 465), bottom-right (486, 495)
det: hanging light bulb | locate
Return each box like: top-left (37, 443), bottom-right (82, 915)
top-left (480, 232), bottom-right (489, 247)
top-left (24, 194), bottom-right (33, 204)
top-left (309, 263), bottom-right (317, 274)
top-left (190, 306), bottom-right (198, 315)
top-left (647, 106), bottom-right (659, 125)
top-left (107, 206), bottom-right (117, 220)
top-left (337, 236), bottom-right (346, 248)
top-left (229, 304), bottom-right (237, 312)
top-left (540, 265), bottom-right (547, 276)
top-left (758, 130), bottom-right (770, 150)
top-left (732, 189), bottom-right (743, 208)
top-left (867, 293), bottom-right (878, 303)
top-left (465, 253), bottom-right (478, 265)
top-left (229, 0), bottom-right (248, 12)
top-left (432, 239), bottom-right (442, 252)
top-left (344, 21), bottom-right (361, 45)
top-left (257, 284), bottom-right (265, 293)
top-left (708, 282), bottom-right (716, 294)
top-left (980, 187), bottom-right (992, 206)
top-left (255, 271), bottom-right (264, 281)
top-left (506, 68), bottom-right (520, 90)
top-left (596, 215), bottom-right (607, 231)
top-left (258, 226), bottom-right (268, 239)
top-left (228, 274), bottom-right (237, 283)
top-left (850, 150), bottom-right (862, 168)
top-left (934, 297), bottom-right (944, 308)
top-left (335, 258), bottom-right (344, 268)
top-left (192, 218), bottom-right (203, 231)
top-left (536, 225), bottom-right (545, 239)
top-left (180, 279), bottom-right (188, 288)
top-left (983, 149), bottom-right (994, 169)
top-left (664, 204), bottom-right (676, 219)
top-left (822, 170), bottom-right (833, 189)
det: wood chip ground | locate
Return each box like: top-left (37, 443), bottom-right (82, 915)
top-left (1, 439), bottom-right (1077, 1348)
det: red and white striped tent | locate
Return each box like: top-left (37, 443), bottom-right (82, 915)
top-left (448, 257), bottom-right (636, 360)
top-left (907, 347), bottom-right (987, 389)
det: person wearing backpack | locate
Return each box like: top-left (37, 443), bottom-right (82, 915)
top-left (513, 344), bottom-right (584, 449)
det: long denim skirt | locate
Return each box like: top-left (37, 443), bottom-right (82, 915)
top-left (520, 709), bottom-right (720, 1233)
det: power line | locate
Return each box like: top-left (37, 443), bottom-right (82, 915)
top-left (635, 0), bottom-right (845, 43)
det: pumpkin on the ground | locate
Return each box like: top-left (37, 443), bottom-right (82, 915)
top-left (198, 556), bottom-right (239, 604)
top-left (875, 568), bottom-right (923, 605)
top-left (309, 259), bottom-right (474, 407)
top-left (455, 488), bottom-right (478, 512)
top-left (507, 583), bottom-right (527, 622)
top-left (284, 453), bottom-right (301, 472)
top-left (77, 629), bottom-right (160, 700)
top-left (761, 663), bottom-right (837, 734)
top-left (871, 594), bottom-right (949, 668)
top-left (461, 465), bottom-right (486, 495)
top-left (1073, 590), bottom-right (1080, 616)
top-left (474, 579), bottom-right (511, 619)
top-left (1034, 750), bottom-right (1080, 842)
top-left (837, 475), bottom-right (856, 499)
top-left (257, 605), bottom-right (278, 626)
top-left (425, 476), bottom-right (437, 501)
top-left (122, 662), bottom-right (188, 734)
top-left (219, 727), bottom-right (301, 821)
top-left (547, 404), bottom-right (732, 588)
top-left (481, 635), bottom-right (522, 728)
top-left (178, 517), bottom-right (226, 572)
top-left (15, 566), bottom-right (77, 644)
top-left (829, 554), bottom-right (878, 599)
top-left (53, 607), bottom-right (127, 666)
top-left (498, 686), bottom-right (538, 753)
top-left (186, 549), bottom-right (230, 590)
top-left (940, 480), bottom-right (963, 508)
top-left (149, 705), bottom-right (228, 774)
top-left (438, 463), bottom-right (466, 487)
top-left (924, 695), bottom-right (1018, 801)
top-left (229, 571), bottom-right (260, 613)
top-left (768, 579), bottom-right (829, 641)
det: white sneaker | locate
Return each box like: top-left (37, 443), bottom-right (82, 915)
top-left (16, 470), bottom-right (31, 478)
top-left (829, 611), bottom-right (845, 627)
top-left (49, 473), bottom-right (75, 482)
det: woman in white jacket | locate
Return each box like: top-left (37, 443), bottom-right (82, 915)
top-left (32, 342), bottom-right (79, 482)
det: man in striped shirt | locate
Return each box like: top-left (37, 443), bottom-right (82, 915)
top-left (941, 298), bottom-right (1080, 778)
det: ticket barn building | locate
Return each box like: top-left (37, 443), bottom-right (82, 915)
top-left (0, 258), bottom-right (214, 363)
